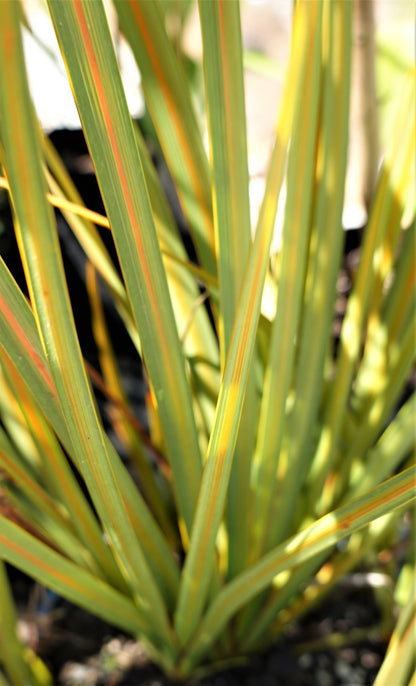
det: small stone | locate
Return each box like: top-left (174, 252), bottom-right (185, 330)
top-left (298, 653), bottom-right (313, 669)
top-left (315, 667), bottom-right (333, 686)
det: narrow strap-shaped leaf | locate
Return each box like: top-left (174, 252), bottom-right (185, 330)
top-left (337, 223), bottom-right (416, 481)
top-left (250, 0), bottom-right (324, 554)
top-left (0, 517), bottom-right (148, 639)
top-left (85, 262), bottom-right (178, 548)
top-left (173, 51), bottom-right (293, 646)
top-left (237, 2), bottom-right (351, 635)
top-left (42, 154), bottom-right (143, 355)
top-left (198, 0), bottom-right (251, 362)
top-left (0, 0), bottom-right (174, 650)
top-left (0, 267), bottom-right (128, 589)
top-left (42, 135), bottom-right (132, 313)
top-left (309, 69), bottom-right (415, 506)
top-left (373, 564), bottom-right (416, 686)
top-left (246, 500), bottom-right (405, 650)
top-left (114, 0), bottom-right (216, 279)
top-left (347, 393), bottom-right (416, 499)
top-left (44, 121), bottom-right (219, 453)
top-left (0, 257), bottom-right (180, 609)
top-left (45, 125), bottom-right (219, 443)
top-left (0, 417), bottom-right (103, 576)
top-left (180, 466), bottom-right (416, 673)
top-left (132, 123), bottom-right (219, 449)
top-left (0, 258), bottom-right (61, 433)
top-left (242, 554), bottom-right (328, 650)
top-left (47, 0), bottom-right (202, 539)
top-left (349, 221), bottom-right (415, 423)
top-left (267, 0), bottom-right (352, 547)
top-left (0, 559), bottom-right (50, 686)
top-left (334, 327), bottom-right (415, 500)
top-left (198, 0), bottom-right (256, 579)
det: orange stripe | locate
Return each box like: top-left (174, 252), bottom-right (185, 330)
top-left (0, 529), bottom-right (84, 591)
top-left (73, 1), bottom-right (172, 374)
top-left (127, 1), bottom-right (213, 247)
top-left (234, 476), bottom-right (414, 599)
top-left (0, 292), bottom-right (56, 397)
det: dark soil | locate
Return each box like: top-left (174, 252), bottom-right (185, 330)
top-left (11, 565), bottom-right (388, 685)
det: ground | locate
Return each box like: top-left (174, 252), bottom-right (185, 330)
top-left (12, 564), bottom-right (388, 685)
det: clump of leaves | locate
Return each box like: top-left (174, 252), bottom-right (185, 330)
top-left (0, 1), bottom-right (414, 683)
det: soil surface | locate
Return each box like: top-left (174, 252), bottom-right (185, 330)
top-left (11, 564), bottom-right (389, 686)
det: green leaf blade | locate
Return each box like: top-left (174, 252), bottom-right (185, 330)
top-left (182, 466), bottom-right (416, 673)
top-left (47, 0), bottom-right (203, 538)
top-left (0, 0), bottom-right (174, 649)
